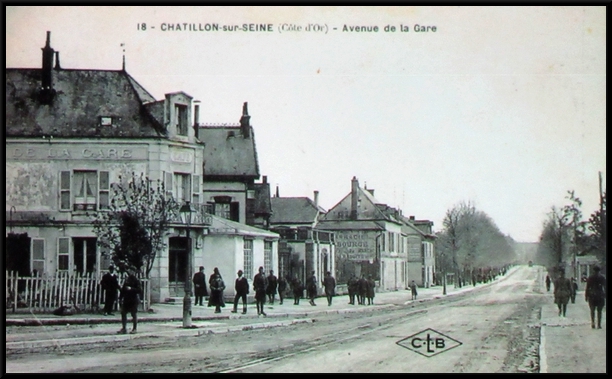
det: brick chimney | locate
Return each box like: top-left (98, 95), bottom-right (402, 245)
top-left (409, 215), bottom-right (415, 221)
top-left (314, 190), bottom-right (319, 208)
top-left (351, 176), bottom-right (359, 220)
top-left (262, 175), bottom-right (267, 183)
top-left (41, 31), bottom-right (54, 89)
top-left (240, 102), bottom-right (251, 139)
top-left (54, 51), bottom-right (61, 70)
top-left (275, 185), bottom-right (279, 198)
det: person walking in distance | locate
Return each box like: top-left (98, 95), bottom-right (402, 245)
top-left (207, 267), bottom-right (226, 314)
top-left (545, 274), bottom-right (551, 292)
top-left (231, 270), bottom-right (249, 314)
top-left (347, 274), bottom-right (358, 305)
top-left (585, 265), bottom-right (606, 329)
top-left (322, 271), bottom-right (336, 306)
top-left (117, 270), bottom-right (142, 334)
top-left (253, 266), bottom-right (268, 316)
top-left (101, 265), bottom-right (120, 316)
top-left (409, 280), bottom-right (418, 301)
top-left (292, 276), bottom-right (303, 305)
top-left (358, 275), bottom-right (368, 305)
top-left (366, 275), bottom-right (376, 305)
top-left (570, 277), bottom-right (578, 304)
top-left (307, 271), bottom-right (318, 306)
top-left (266, 270), bottom-right (278, 305)
top-left (277, 275), bottom-right (287, 305)
top-left (554, 269), bottom-right (572, 317)
top-left (192, 266), bottom-right (208, 306)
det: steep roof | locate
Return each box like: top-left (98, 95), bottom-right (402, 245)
top-left (270, 197), bottom-right (325, 224)
top-left (5, 68), bottom-right (164, 138)
top-left (198, 126), bottom-right (259, 178)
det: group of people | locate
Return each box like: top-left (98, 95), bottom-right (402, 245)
top-left (346, 274), bottom-right (376, 305)
top-left (547, 265), bottom-right (606, 329)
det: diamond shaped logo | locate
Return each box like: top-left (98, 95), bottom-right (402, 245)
top-left (396, 328), bottom-right (463, 357)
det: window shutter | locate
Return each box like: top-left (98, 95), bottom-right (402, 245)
top-left (192, 175), bottom-right (200, 204)
top-left (230, 202), bottom-right (240, 222)
top-left (58, 237), bottom-right (71, 271)
top-left (31, 239), bottom-right (45, 274)
top-left (59, 171), bottom-right (71, 211)
top-left (164, 171), bottom-right (173, 198)
top-left (99, 171), bottom-right (110, 210)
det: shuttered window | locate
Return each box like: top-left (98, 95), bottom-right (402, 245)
top-left (60, 171), bottom-right (71, 210)
top-left (192, 175), bottom-right (200, 204)
top-left (32, 239), bottom-right (45, 274)
top-left (58, 237), bottom-right (70, 271)
top-left (99, 171), bottom-right (110, 210)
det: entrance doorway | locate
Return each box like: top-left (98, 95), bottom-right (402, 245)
top-left (169, 237), bottom-right (188, 297)
top-left (73, 237), bottom-right (97, 273)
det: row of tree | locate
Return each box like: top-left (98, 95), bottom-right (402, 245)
top-left (435, 201), bottom-right (517, 287)
top-left (536, 185), bottom-right (607, 276)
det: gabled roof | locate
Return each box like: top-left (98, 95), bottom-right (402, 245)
top-left (199, 125), bottom-right (259, 178)
top-left (270, 197), bottom-right (325, 224)
top-left (6, 68), bottom-right (164, 138)
top-left (208, 215), bottom-right (279, 238)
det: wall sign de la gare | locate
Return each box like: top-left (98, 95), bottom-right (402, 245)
top-left (8, 146), bottom-right (147, 160)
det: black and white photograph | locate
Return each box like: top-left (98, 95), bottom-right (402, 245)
top-left (5, 6), bottom-right (606, 373)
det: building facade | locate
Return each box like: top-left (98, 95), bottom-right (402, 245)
top-left (5, 32), bottom-right (278, 303)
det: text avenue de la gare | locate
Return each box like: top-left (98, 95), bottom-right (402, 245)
top-left (139, 23), bottom-right (437, 33)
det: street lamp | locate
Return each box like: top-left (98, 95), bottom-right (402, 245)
top-left (180, 200), bottom-right (196, 328)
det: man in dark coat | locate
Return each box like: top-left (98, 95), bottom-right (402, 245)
top-left (585, 265), bottom-right (606, 329)
top-left (208, 267), bottom-right (226, 313)
top-left (358, 275), bottom-right (368, 305)
top-left (231, 270), bottom-right (249, 314)
top-left (253, 266), bottom-right (268, 316)
top-left (554, 269), bottom-right (572, 317)
top-left (277, 276), bottom-right (287, 305)
top-left (266, 270), bottom-right (278, 304)
top-left (307, 271), bottom-right (317, 306)
top-left (409, 280), bottom-right (418, 301)
top-left (570, 277), bottom-right (578, 304)
top-left (117, 270), bottom-right (142, 334)
top-left (347, 275), bottom-right (358, 305)
top-left (322, 271), bottom-right (336, 306)
top-left (545, 275), bottom-right (551, 292)
top-left (366, 275), bottom-right (375, 305)
top-left (192, 266), bottom-right (208, 306)
top-left (101, 265), bottom-right (120, 316)
top-left (292, 277), bottom-right (303, 305)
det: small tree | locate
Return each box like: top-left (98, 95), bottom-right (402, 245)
top-left (92, 173), bottom-right (179, 277)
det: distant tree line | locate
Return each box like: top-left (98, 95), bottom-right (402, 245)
top-left (435, 200), bottom-right (517, 288)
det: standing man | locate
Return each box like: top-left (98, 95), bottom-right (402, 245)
top-left (231, 270), bottom-right (249, 314)
top-left (277, 275), bottom-right (287, 305)
top-left (366, 275), bottom-right (376, 305)
top-left (117, 270), bottom-right (142, 335)
top-left (307, 270), bottom-right (318, 306)
top-left (292, 276), bottom-right (303, 305)
top-left (570, 277), bottom-right (578, 304)
top-left (545, 275), bottom-right (551, 292)
top-left (585, 265), bottom-right (606, 329)
top-left (266, 270), bottom-right (278, 304)
top-left (322, 271), bottom-right (336, 306)
top-left (554, 269), bottom-right (572, 317)
top-left (192, 266), bottom-right (208, 306)
top-left (347, 274), bottom-right (358, 305)
top-left (410, 280), bottom-right (418, 301)
top-left (358, 275), bottom-right (368, 305)
top-left (253, 266), bottom-right (268, 316)
top-left (101, 265), bottom-right (120, 316)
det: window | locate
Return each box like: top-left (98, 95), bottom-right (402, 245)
top-left (211, 196), bottom-right (239, 221)
top-left (243, 239), bottom-right (253, 280)
top-left (173, 173), bottom-right (191, 204)
top-left (58, 237), bottom-right (70, 271)
top-left (60, 170), bottom-right (110, 211)
top-left (388, 232), bottom-right (395, 252)
top-left (192, 175), bottom-right (200, 205)
top-left (73, 237), bottom-right (97, 273)
top-left (247, 190), bottom-right (255, 199)
top-left (31, 239), bottom-right (45, 274)
top-left (175, 104), bottom-right (188, 136)
top-left (100, 116), bottom-right (113, 126)
top-left (297, 227), bottom-right (309, 241)
top-left (264, 240), bottom-right (273, 273)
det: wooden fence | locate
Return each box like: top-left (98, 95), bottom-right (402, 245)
top-left (5, 271), bottom-right (150, 314)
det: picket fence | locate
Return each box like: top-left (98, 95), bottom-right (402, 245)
top-left (5, 271), bottom-right (150, 314)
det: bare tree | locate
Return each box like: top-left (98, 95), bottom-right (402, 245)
top-left (91, 173), bottom-right (179, 277)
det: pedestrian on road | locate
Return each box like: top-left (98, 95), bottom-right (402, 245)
top-left (585, 265), bottom-right (606, 329)
top-left (231, 270), bottom-right (249, 314)
top-left (409, 280), bottom-right (418, 301)
top-left (366, 275), bottom-right (375, 305)
top-left (570, 277), bottom-right (578, 304)
top-left (192, 266), bottom-right (208, 306)
top-left (208, 267), bottom-right (226, 313)
top-left (101, 265), bottom-right (120, 316)
top-left (277, 276), bottom-right (287, 305)
top-left (253, 266), bottom-right (268, 316)
top-left (546, 275), bottom-right (551, 292)
top-left (358, 275), bottom-right (368, 305)
top-left (266, 270), bottom-right (278, 304)
top-left (292, 277), bottom-right (303, 305)
top-left (118, 270), bottom-right (142, 334)
top-left (322, 271), bottom-right (336, 306)
top-left (307, 271), bottom-right (318, 306)
top-left (554, 269), bottom-right (572, 317)
top-left (347, 275), bottom-right (358, 305)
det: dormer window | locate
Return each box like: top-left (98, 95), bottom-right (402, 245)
top-left (175, 104), bottom-right (188, 135)
top-left (100, 116), bottom-right (113, 126)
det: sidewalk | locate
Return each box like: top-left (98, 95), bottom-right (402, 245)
top-left (6, 268), bottom-right (518, 351)
top-left (539, 291), bottom-right (606, 373)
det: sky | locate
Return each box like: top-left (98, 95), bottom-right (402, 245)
top-left (6, 6), bottom-right (606, 243)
